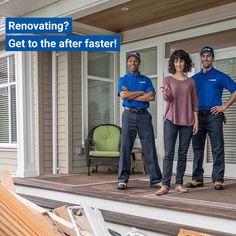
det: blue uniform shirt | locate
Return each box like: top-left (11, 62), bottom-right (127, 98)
top-left (118, 71), bottom-right (155, 109)
top-left (193, 67), bottom-right (236, 111)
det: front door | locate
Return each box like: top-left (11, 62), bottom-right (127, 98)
top-left (166, 47), bottom-right (236, 178)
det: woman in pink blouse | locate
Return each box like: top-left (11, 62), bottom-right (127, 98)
top-left (155, 49), bottom-right (198, 196)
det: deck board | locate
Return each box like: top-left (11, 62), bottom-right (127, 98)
top-left (14, 173), bottom-right (236, 221)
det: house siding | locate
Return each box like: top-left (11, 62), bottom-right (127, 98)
top-left (0, 42), bottom-right (4, 51)
top-left (37, 52), bottom-right (53, 174)
top-left (0, 149), bottom-right (17, 173)
top-left (57, 52), bottom-right (70, 174)
top-left (57, 52), bottom-right (67, 173)
top-left (36, 51), bottom-right (80, 175)
top-left (71, 52), bottom-right (87, 173)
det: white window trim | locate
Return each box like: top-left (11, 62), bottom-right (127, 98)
top-left (0, 51), bottom-right (14, 59)
top-left (0, 52), bottom-right (16, 146)
top-left (15, 52), bottom-right (37, 177)
top-left (81, 52), bottom-right (87, 145)
top-left (0, 143), bottom-right (17, 149)
top-left (0, 81), bottom-right (15, 88)
top-left (88, 75), bottom-right (114, 82)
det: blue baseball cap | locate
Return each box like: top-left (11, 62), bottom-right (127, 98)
top-left (127, 51), bottom-right (141, 61)
top-left (200, 46), bottom-right (214, 56)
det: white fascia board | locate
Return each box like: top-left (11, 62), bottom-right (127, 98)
top-left (72, 21), bottom-right (116, 35)
top-left (120, 18), bottom-right (236, 52)
top-left (23, 0), bottom-right (129, 19)
top-left (121, 2), bottom-right (236, 43)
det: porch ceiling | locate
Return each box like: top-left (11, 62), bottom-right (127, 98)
top-left (76, 0), bottom-right (236, 33)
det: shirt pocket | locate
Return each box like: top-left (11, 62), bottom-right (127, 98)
top-left (207, 77), bottom-right (220, 90)
top-left (138, 80), bottom-right (147, 92)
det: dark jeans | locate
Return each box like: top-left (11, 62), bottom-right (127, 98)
top-left (192, 112), bottom-right (225, 183)
top-left (118, 110), bottom-right (162, 185)
top-left (162, 119), bottom-right (193, 188)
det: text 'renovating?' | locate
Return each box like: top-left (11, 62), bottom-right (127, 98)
top-left (6, 18), bottom-right (72, 34)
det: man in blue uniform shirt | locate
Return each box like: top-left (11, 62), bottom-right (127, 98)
top-left (186, 46), bottom-right (236, 190)
top-left (117, 51), bottom-right (162, 190)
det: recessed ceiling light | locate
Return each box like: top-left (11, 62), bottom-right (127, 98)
top-left (121, 7), bottom-right (129, 11)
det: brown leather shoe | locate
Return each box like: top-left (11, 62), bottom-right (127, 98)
top-left (155, 186), bottom-right (169, 196)
top-left (214, 182), bottom-right (223, 190)
top-left (175, 185), bottom-right (188, 193)
top-left (186, 180), bottom-right (204, 188)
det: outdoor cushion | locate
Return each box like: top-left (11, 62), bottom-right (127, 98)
top-left (93, 125), bottom-right (120, 151)
top-left (89, 151), bottom-right (120, 157)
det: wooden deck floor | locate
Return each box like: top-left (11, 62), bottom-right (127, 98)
top-left (13, 172), bottom-right (236, 221)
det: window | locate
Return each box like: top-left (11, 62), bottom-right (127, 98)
top-left (0, 54), bottom-right (17, 143)
top-left (87, 52), bottom-right (115, 130)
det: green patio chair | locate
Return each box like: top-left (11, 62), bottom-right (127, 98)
top-left (85, 124), bottom-right (121, 175)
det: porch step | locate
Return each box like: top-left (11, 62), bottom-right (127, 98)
top-left (14, 176), bottom-right (236, 234)
top-left (20, 194), bottom-right (235, 236)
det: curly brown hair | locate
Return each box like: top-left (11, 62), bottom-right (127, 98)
top-left (168, 49), bottom-right (192, 74)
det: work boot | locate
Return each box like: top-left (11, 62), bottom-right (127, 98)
top-left (186, 180), bottom-right (204, 188)
top-left (214, 182), bottom-right (223, 190)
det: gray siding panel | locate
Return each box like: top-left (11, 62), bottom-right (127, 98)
top-left (37, 52), bottom-right (52, 174)
top-left (0, 150), bottom-right (17, 172)
top-left (57, 52), bottom-right (70, 174)
top-left (70, 52), bottom-right (87, 173)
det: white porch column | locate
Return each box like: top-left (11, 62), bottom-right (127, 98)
top-left (16, 52), bottom-right (37, 177)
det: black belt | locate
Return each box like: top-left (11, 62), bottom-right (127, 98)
top-left (198, 110), bottom-right (212, 116)
top-left (125, 107), bottom-right (147, 114)
top-left (198, 110), bottom-right (226, 123)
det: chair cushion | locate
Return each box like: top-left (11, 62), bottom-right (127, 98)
top-left (89, 151), bottom-right (120, 157)
top-left (93, 125), bottom-right (120, 151)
